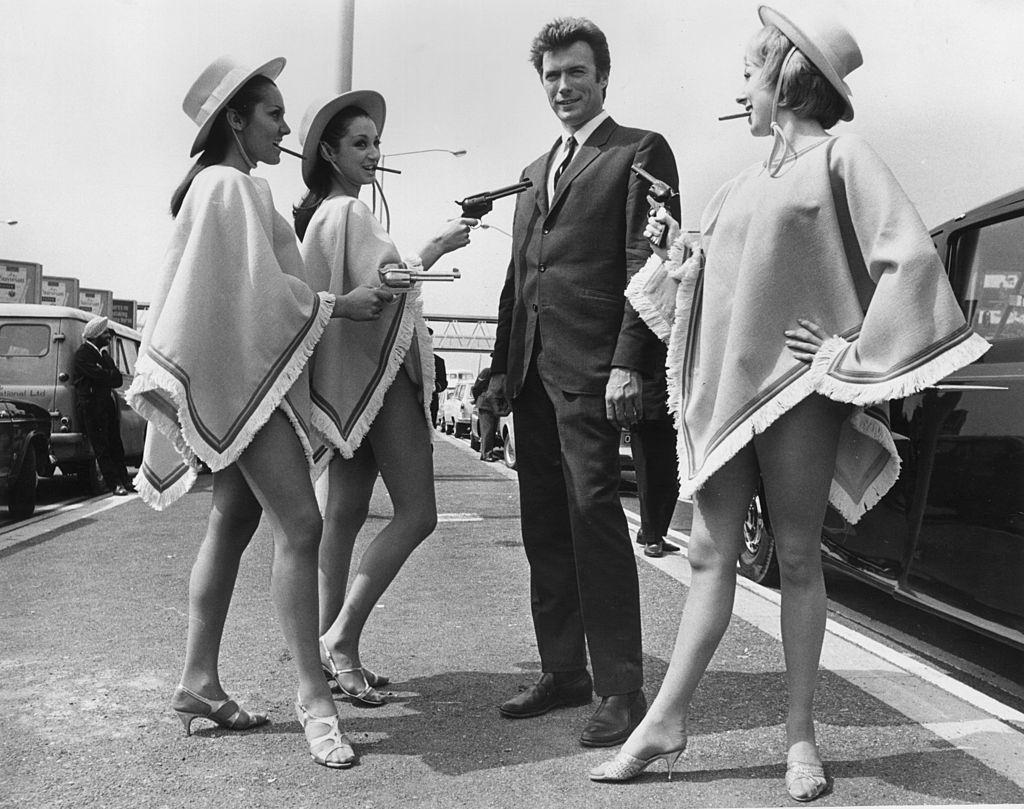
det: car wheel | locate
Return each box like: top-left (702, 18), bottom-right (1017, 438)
top-left (9, 443), bottom-right (38, 519)
top-left (737, 489), bottom-right (780, 586)
top-left (503, 429), bottom-right (517, 470)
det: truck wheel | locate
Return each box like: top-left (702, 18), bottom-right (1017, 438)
top-left (9, 444), bottom-right (38, 519)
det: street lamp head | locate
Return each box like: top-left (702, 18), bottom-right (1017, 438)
top-left (384, 148), bottom-right (467, 159)
top-left (2, 220), bottom-right (17, 225)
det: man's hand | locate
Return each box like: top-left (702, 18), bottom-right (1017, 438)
top-left (605, 367), bottom-right (643, 429)
top-left (482, 372), bottom-right (511, 416)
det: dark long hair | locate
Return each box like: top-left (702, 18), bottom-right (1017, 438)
top-left (169, 75), bottom-right (277, 218)
top-left (292, 105), bottom-right (372, 241)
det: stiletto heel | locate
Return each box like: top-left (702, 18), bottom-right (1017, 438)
top-left (170, 685), bottom-right (268, 736)
top-left (295, 697), bottom-right (357, 769)
top-left (589, 740), bottom-right (687, 782)
top-left (320, 638), bottom-right (386, 706)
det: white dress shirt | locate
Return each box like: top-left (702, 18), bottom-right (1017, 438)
top-left (546, 109), bottom-right (610, 202)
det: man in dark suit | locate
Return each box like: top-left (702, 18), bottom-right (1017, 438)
top-left (73, 316), bottom-right (131, 496)
top-left (485, 16), bottom-right (679, 747)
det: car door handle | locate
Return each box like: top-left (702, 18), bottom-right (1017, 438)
top-left (929, 383), bottom-right (1009, 391)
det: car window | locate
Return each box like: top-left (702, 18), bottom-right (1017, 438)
top-left (0, 323), bottom-right (50, 357)
top-left (953, 213), bottom-right (1024, 363)
top-left (110, 336), bottom-right (138, 376)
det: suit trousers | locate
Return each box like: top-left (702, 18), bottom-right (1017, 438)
top-left (629, 416), bottom-right (680, 541)
top-left (513, 358), bottom-right (643, 696)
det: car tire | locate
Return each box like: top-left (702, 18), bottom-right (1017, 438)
top-left (9, 443), bottom-right (38, 519)
top-left (503, 429), bottom-right (517, 470)
top-left (737, 489), bottom-right (780, 587)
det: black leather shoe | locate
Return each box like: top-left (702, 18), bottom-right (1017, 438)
top-left (643, 541), bottom-right (664, 558)
top-left (111, 484), bottom-right (129, 496)
top-left (579, 690), bottom-right (647, 747)
top-left (662, 540), bottom-right (680, 553)
top-left (499, 671), bottom-right (593, 718)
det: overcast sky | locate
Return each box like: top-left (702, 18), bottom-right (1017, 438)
top-left (2, 0), bottom-right (1023, 343)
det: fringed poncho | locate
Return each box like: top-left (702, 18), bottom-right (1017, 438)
top-left (127, 166), bottom-right (333, 509)
top-left (301, 196), bottom-right (433, 474)
top-left (627, 135), bottom-right (988, 522)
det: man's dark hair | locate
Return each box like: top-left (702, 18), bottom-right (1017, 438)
top-left (529, 16), bottom-right (611, 80)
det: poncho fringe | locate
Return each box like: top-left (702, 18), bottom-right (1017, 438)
top-left (628, 135), bottom-right (989, 524)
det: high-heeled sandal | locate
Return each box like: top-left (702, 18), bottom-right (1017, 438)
top-left (294, 698), bottom-right (357, 769)
top-left (785, 759), bottom-right (831, 802)
top-left (320, 639), bottom-right (386, 707)
top-left (171, 684), bottom-right (269, 737)
top-left (321, 663), bottom-right (390, 690)
top-left (589, 741), bottom-right (687, 782)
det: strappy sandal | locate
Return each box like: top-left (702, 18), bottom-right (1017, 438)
top-left (320, 639), bottom-right (386, 706)
top-left (294, 698), bottom-right (357, 769)
top-left (171, 684), bottom-right (269, 736)
top-left (786, 758), bottom-right (831, 802)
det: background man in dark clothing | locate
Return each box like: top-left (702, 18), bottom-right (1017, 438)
top-left (73, 316), bottom-right (131, 495)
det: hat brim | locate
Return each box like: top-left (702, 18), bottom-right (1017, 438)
top-left (189, 56), bottom-right (286, 157)
top-left (299, 90), bottom-right (387, 188)
top-left (758, 6), bottom-right (854, 122)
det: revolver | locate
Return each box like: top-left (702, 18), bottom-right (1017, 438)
top-left (630, 163), bottom-right (679, 249)
top-left (379, 265), bottom-right (461, 292)
top-left (456, 179), bottom-right (533, 221)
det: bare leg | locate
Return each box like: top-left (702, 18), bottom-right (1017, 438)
top-left (176, 464), bottom-right (262, 700)
top-left (321, 370), bottom-right (437, 685)
top-left (753, 394), bottom-right (848, 769)
top-left (231, 412), bottom-right (337, 717)
top-left (318, 444), bottom-right (378, 634)
top-left (615, 446), bottom-right (759, 759)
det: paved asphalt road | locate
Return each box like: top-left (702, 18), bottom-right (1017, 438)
top-left (2, 435), bottom-right (1023, 809)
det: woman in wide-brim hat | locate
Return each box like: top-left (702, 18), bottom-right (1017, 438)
top-left (591, 4), bottom-right (988, 800)
top-left (292, 92), bottom-right (476, 707)
top-left (128, 56), bottom-right (393, 770)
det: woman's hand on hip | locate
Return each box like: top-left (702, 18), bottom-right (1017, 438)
top-left (785, 319), bottom-right (829, 363)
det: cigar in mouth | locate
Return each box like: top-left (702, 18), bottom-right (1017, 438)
top-left (718, 111), bottom-right (750, 121)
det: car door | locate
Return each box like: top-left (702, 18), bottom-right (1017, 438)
top-left (820, 205), bottom-right (1024, 647)
top-left (897, 210), bottom-right (1024, 634)
top-left (109, 333), bottom-right (146, 462)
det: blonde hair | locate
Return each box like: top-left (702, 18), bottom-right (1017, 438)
top-left (750, 24), bottom-right (846, 128)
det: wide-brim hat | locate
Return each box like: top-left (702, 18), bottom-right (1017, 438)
top-left (298, 90), bottom-right (386, 188)
top-left (183, 55), bottom-right (286, 157)
top-left (758, 4), bottom-right (862, 121)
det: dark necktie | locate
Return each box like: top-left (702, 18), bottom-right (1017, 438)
top-left (553, 136), bottom-right (577, 188)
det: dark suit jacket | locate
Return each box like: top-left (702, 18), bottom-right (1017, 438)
top-left (72, 342), bottom-right (123, 401)
top-left (491, 116), bottom-right (679, 397)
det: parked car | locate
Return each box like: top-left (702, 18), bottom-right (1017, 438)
top-left (441, 381), bottom-right (474, 437)
top-left (0, 304), bottom-right (145, 494)
top-left (0, 397), bottom-right (52, 518)
top-left (740, 186), bottom-right (1024, 650)
top-left (499, 413), bottom-right (516, 469)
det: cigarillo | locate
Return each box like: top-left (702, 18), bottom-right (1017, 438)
top-left (718, 112), bottom-right (750, 121)
top-left (276, 144), bottom-right (303, 158)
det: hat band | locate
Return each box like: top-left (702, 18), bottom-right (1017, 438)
top-left (195, 67), bottom-right (255, 128)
